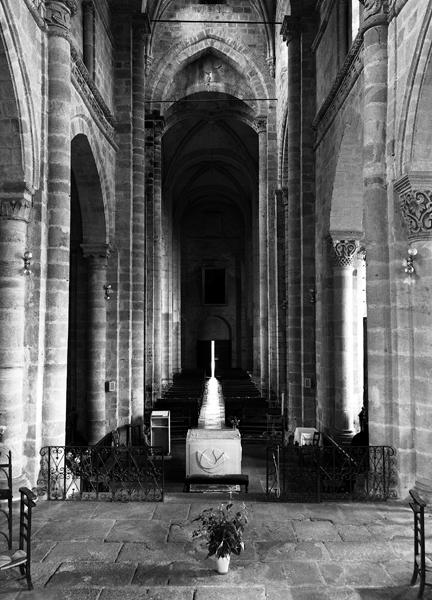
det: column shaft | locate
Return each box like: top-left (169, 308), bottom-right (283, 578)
top-left (131, 20), bottom-right (147, 423)
top-left (331, 239), bottom-right (359, 441)
top-left (283, 18), bottom-right (302, 427)
top-left (0, 193), bottom-right (32, 478)
top-left (395, 175), bottom-right (432, 498)
top-left (256, 120), bottom-right (268, 393)
top-left (84, 251), bottom-right (108, 444)
top-left (43, 0), bottom-right (76, 446)
top-left (153, 122), bottom-right (163, 400)
top-left (411, 241), bottom-right (432, 496)
top-left (362, 6), bottom-right (390, 445)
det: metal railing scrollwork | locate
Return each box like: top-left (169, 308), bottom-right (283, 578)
top-left (37, 445), bottom-right (164, 502)
top-left (266, 443), bottom-right (396, 502)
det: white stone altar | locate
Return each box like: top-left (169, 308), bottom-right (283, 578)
top-left (186, 428), bottom-right (242, 476)
top-left (294, 426), bottom-right (319, 446)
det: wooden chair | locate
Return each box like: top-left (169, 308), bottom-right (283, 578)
top-left (0, 487), bottom-right (37, 590)
top-left (0, 448), bottom-right (12, 549)
top-left (409, 488), bottom-right (432, 598)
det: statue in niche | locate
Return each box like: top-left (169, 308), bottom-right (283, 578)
top-left (204, 61), bottom-right (223, 87)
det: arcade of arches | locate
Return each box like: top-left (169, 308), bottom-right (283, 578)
top-left (0, 0), bottom-right (431, 500)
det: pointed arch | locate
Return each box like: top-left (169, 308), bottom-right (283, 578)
top-left (330, 115), bottom-right (364, 237)
top-left (148, 0), bottom-right (275, 62)
top-left (147, 33), bottom-right (272, 114)
top-left (70, 116), bottom-right (112, 243)
top-left (0, 1), bottom-right (39, 190)
top-left (396, 2), bottom-right (432, 175)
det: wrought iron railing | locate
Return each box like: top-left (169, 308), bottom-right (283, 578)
top-left (266, 443), bottom-right (396, 502)
top-left (38, 445), bottom-right (164, 502)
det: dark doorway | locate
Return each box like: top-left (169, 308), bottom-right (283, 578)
top-left (197, 340), bottom-right (232, 376)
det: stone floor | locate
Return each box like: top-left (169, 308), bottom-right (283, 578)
top-left (0, 442), bottom-right (431, 600)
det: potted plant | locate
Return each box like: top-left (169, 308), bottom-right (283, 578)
top-left (192, 502), bottom-right (248, 574)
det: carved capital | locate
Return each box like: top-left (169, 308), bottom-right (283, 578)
top-left (253, 117), bottom-right (267, 134)
top-left (331, 239), bottom-right (360, 268)
top-left (395, 173), bottom-right (432, 242)
top-left (0, 193), bottom-right (32, 223)
top-left (45, 0), bottom-right (78, 35)
top-left (281, 15), bottom-right (301, 45)
top-left (360, 0), bottom-right (389, 31)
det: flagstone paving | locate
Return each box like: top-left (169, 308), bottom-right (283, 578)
top-left (1, 441), bottom-right (431, 599)
top-left (0, 493), bottom-right (431, 600)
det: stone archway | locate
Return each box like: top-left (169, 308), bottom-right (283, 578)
top-left (163, 95), bottom-right (257, 380)
top-left (68, 134), bottom-right (109, 444)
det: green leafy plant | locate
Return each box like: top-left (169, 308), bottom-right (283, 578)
top-left (192, 502), bottom-right (248, 558)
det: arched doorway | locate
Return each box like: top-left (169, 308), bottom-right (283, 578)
top-left (197, 316), bottom-right (231, 376)
top-left (67, 134), bottom-right (108, 444)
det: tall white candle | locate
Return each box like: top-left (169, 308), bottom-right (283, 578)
top-left (211, 340), bottom-right (215, 378)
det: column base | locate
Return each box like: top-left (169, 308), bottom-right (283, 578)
top-left (414, 478), bottom-right (432, 503)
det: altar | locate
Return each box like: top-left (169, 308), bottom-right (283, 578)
top-left (185, 428), bottom-right (242, 477)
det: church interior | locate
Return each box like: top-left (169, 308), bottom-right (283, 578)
top-left (2, 0), bottom-right (432, 596)
top-left (1, 0), bottom-right (432, 549)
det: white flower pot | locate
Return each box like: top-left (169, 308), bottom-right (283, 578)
top-left (215, 554), bottom-right (230, 574)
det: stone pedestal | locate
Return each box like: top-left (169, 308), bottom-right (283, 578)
top-left (186, 429), bottom-right (242, 477)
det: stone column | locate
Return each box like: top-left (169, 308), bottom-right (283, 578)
top-left (145, 116), bottom-right (164, 404)
top-left (254, 117), bottom-right (268, 393)
top-left (361, 0), bottom-right (390, 445)
top-left (0, 189), bottom-right (32, 479)
top-left (81, 244), bottom-right (110, 444)
top-left (161, 205), bottom-right (171, 389)
top-left (131, 15), bottom-right (149, 424)
top-left (281, 15), bottom-right (302, 427)
top-left (43, 0), bottom-right (77, 447)
top-left (395, 173), bottom-right (432, 499)
top-left (331, 237), bottom-right (360, 442)
top-left (153, 118), bottom-right (164, 399)
top-left (82, 0), bottom-right (95, 77)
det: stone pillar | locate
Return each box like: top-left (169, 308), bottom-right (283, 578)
top-left (81, 244), bottom-right (110, 444)
top-left (131, 15), bottom-right (149, 424)
top-left (161, 205), bottom-right (171, 389)
top-left (361, 0), bottom-right (390, 446)
top-left (395, 173), bottom-right (432, 499)
top-left (43, 0), bottom-right (77, 447)
top-left (82, 0), bottom-right (95, 77)
top-left (254, 117), bottom-right (268, 393)
top-left (331, 237), bottom-right (360, 442)
top-left (153, 118), bottom-right (164, 399)
top-left (281, 15), bottom-right (302, 427)
top-left (145, 116), bottom-right (164, 404)
top-left (0, 189), bottom-right (32, 479)
top-left (278, 187), bottom-right (288, 413)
